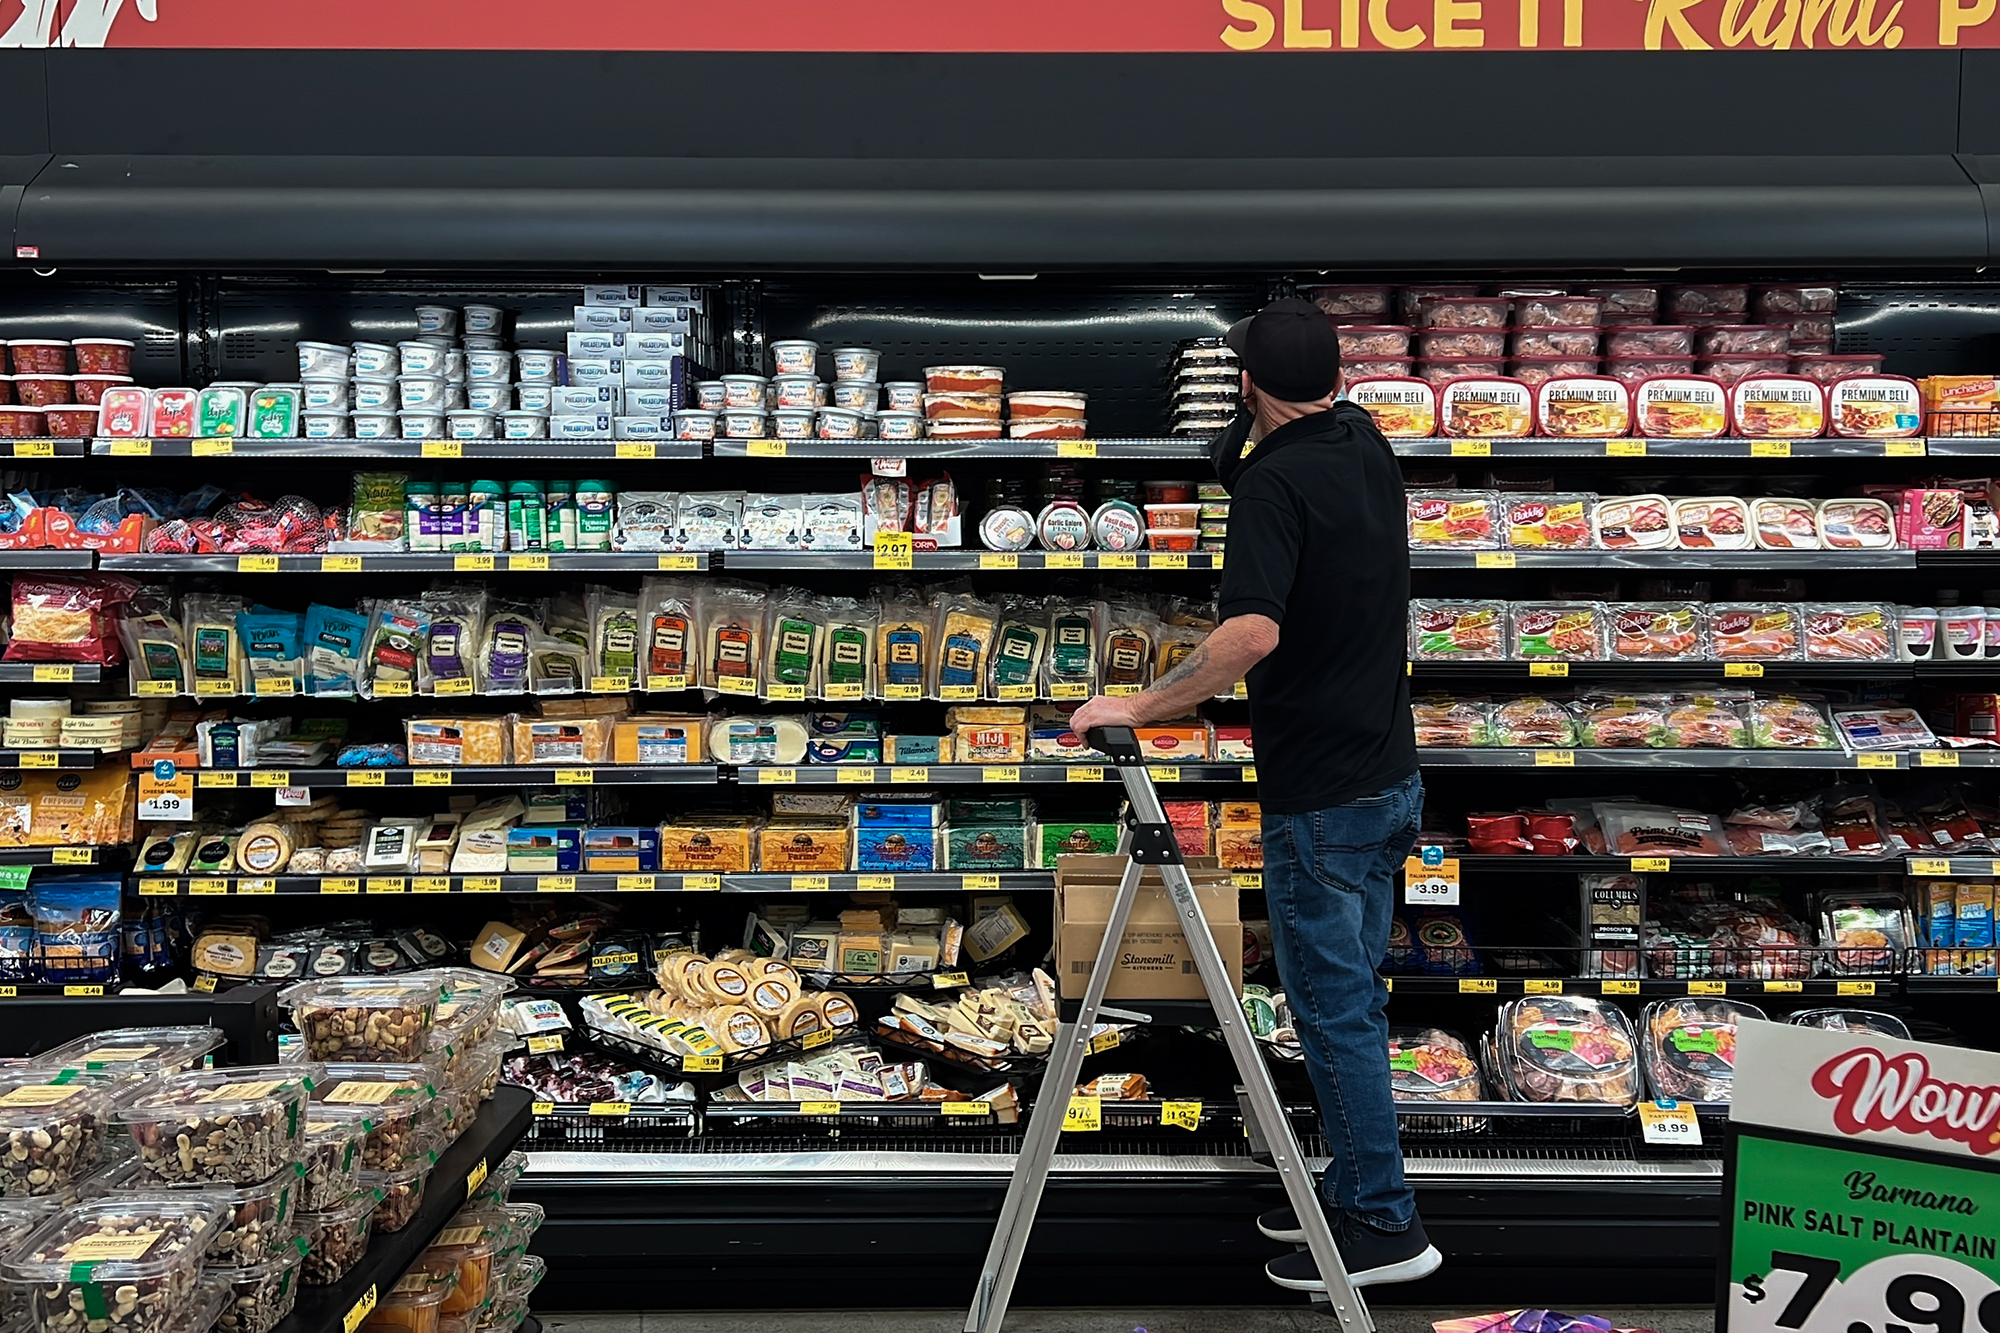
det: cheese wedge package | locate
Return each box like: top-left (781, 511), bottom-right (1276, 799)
top-left (1043, 598), bottom-right (1098, 696)
top-left (640, 578), bottom-right (699, 691)
top-left (420, 586), bottom-right (486, 696)
top-left (588, 586), bottom-right (642, 682)
top-left (699, 580), bottom-right (765, 697)
top-left (1099, 601), bottom-right (1157, 693)
top-left (476, 599), bottom-right (540, 695)
top-left (988, 597), bottom-right (1049, 697)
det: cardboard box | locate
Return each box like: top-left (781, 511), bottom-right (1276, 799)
top-left (1054, 855), bottom-right (1242, 1000)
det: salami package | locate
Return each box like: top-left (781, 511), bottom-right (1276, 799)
top-left (1707, 604), bottom-right (1802, 660)
top-left (1606, 603), bottom-right (1703, 660)
top-left (1803, 604), bottom-right (1896, 661)
top-left (1642, 998), bottom-right (1761, 1103)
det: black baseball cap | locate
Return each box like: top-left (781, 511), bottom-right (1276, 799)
top-left (1224, 297), bottom-right (1342, 403)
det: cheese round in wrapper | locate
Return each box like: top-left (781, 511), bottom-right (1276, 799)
top-left (1346, 376), bottom-right (1436, 438)
top-left (712, 1005), bottom-right (769, 1053)
top-left (747, 975), bottom-right (798, 1018)
top-left (702, 958), bottom-right (752, 1003)
top-left (816, 991), bottom-right (859, 1030)
top-left (237, 822), bottom-right (294, 875)
top-left (773, 996), bottom-right (824, 1040)
top-left (748, 957), bottom-right (801, 988)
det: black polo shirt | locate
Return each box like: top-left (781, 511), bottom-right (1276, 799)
top-left (1212, 402), bottom-right (1418, 815)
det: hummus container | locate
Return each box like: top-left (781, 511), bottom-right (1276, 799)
top-left (1343, 357), bottom-right (1413, 382)
top-left (721, 375), bottom-right (769, 409)
top-left (1792, 353), bottom-right (1881, 383)
top-left (296, 342), bottom-right (352, 378)
top-left (772, 375), bottom-right (822, 410)
top-left (1730, 375), bottom-right (1826, 438)
top-left (71, 374), bottom-right (129, 406)
top-left (1818, 497), bottom-right (1897, 550)
top-left (1671, 497), bottom-right (1754, 550)
top-left (399, 342), bottom-right (447, 376)
top-left (516, 351), bottom-right (560, 384)
top-left (302, 411), bottom-right (351, 440)
top-left (1753, 497), bottom-right (1822, 550)
top-left (1510, 327), bottom-right (1600, 358)
top-left (8, 340), bottom-right (68, 374)
top-left (1535, 376), bottom-right (1630, 438)
top-left (1348, 377), bottom-right (1436, 438)
top-left (98, 387), bottom-right (151, 437)
top-left (1416, 297), bottom-right (1510, 330)
top-left (353, 379), bottom-right (397, 412)
top-left (924, 365), bottom-right (1003, 395)
top-left (1592, 495), bottom-right (1676, 550)
top-left (926, 419), bottom-right (1001, 440)
top-left (1415, 357), bottom-right (1503, 387)
top-left (0, 406), bottom-right (45, 438)
top-left (1634, 376), bottom-right (1729, 438)
top-left (1667, 284), bottom-right (1751, 317)
top-left (399, 376), bottom-right (456, 412)
top-left (877, 410), bottom-right (924, 440)
top-left (41, 405), bottom-right (98, 438)
top-left (1699, 354), bottom-right (1790, 388)
top-left (1437, 378), bottom-right (1533, 438)
top-left (1008, 417), bottom-right (1086, 440)
top-left (1607, 355), bottom-right (1695, 386)
top-left (722, 408), bottom-right (768, 439)
top-left (151, 388), bottom-right (199, 437)
top-left (1146, 528), bottom-right (1198, 552)
top-left (14, 375), bottom-right (69, 407)
top-left (500, 411), bottom-right (548, 440)
top-left (1309, 284), bottom-right (1395, 318)
top-left (462, 304), bottom-right (504, 335)
top-left (1828, 374), bottom-right (1923, 438)
top-left (71, 338), bottom-right (134, 376)
top-left (1514, 295), bottom-right (1604, 328)
top-left (831, 380), bottom-right (880, 412)
top-left (773, 408), bottom-right (816, 440)
top-left (624, 386), bottom-right (674, 414)
top-left (770, 340), bottom-right (820, 376)
top-left (1415, 328), bottom-right (1506, 359)
top-left (1144, 502), bottom-right (1200, 530)
top-left (1508, 357), bottom-right (1599, 387)
top-left (673, 410), bottom-right (717, 441)
top-left (1006, 391), bottom-right (1088, 420)
top-left (1697, 325), bottom-right (1791, 356)
top-left (249, 386), bottom-right (300, 439)
top-left (1335, 326), bottom-right (1413, 357)
top-left (302, 380), bottom-right (350, 412)
top-left (398, 411), bottom-right (446, 440)
top-left (353, 413), bottom-right (396, 440)
top-left (695, 380), bottom-right (727, 411)
top-left (352, 343), bottom-right (397, 378)
top-left (446, 411), bottom-right (494, 441)
top-left (464, 382), bottom-right (507, 413)
top-left (614, 415), bottom-right (670, 440)
top-left (550, 413), bottom-right (609, 439)
top-left (833, 348), bottom-right (883, 382)
top-left (1605, 326), bottom-right (1695, 357)
top-left (924, 392), bottom-right (1000, 421)
top-left (464, 350), bottom-right (510, 383)
top-left (414, 306), bottom-right (458, 336)
top-left (882, 382), bottom-right (924, 412)
top-left (980, 507), bottom-right (1036, 551)
top-left (817, 406), bottom-right (868, 439)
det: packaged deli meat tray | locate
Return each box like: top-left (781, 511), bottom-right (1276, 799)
top-left (0, 1071), bottom-right (116, 1198)
top-left (1671, 497), bottom-right (1753, 550)
top-left (0, 1197), bottom-right (225, 1333)
top-left (283, 975), bottom-right (445, 1062)
top-left (29, 1028), bottom-right (227, 1084)
top-left (1640, 997), bottom-right (1762, 1103)
top-left (1488, 996), bottom-right (1641, 1105)
top-left (116, 1066), bottom-right (313, 1187)
top-left (1387, 1027), bottom-right (1483, 1102)
top-left (1437, 379), bottom-right (1533, 438)
top-left (1507, 604), bottom-right (1606, 661)
top-left (1607, 603), bottom-right (1703, 660)
top-left (1502, 494), bottom-right (1595, 548)
top-left (1730, 375), bottom-right (1825, 438)
top-left (1407, 491), bottom-right (1501, 548)
top-left (1347, 377), bottom-right (1436, 437)
top-left (1412, 694), bottom-right (1494, 747)
top-left (1788, 1008), bottom-right (1910, 1039)
top-left (1535, 377), bottom-right (1629, 437)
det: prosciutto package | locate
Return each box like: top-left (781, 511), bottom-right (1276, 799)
top-left (1642, 998), bottom-right (1762, 1102)
top-left (1490, 695), bottom-right (1580, 747)
top-left (1802, 604), bottom-right (1895, 661)
top-left (1707, 604), bottom-right (1801, 660)
top-left (1606, 603), bottom-right (1704, 660)
top-left (1576, 693), bottom-right (1674, 749)
top-left (1595, 803), bottom-right (1730, 857)
top-left (1747, 694), bottom-right (1838, 749)
top-left (1822, 787), bottom-right (1893, 858)
top-left (1408, 600), bottom-right (1506, 661)
top-left (1725, 798), bottom-right (1830, 856)
top-left (1412, 693), bottom-right (1493, 747)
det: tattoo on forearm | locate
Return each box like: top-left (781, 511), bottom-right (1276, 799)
top-left (1148, 643), bottom-right (1210, 695)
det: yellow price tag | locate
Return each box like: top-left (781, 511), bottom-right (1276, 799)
top-left (199, 439), bottom-right (238, 457)
top-left (615, 442), bottom-right (657, 460)
top-left (616, 875), bottom-right (657, 892)
top-left (366, 878), bottom-right (406, 894)
top-left (873, 531), bottom-right (915, 571)
top-left (1750, 440), bottom-right (1792, 458)
top-left (1474, 552), bottom-right (1516, 569)
top-left (682, 1054), bottom-right (724, 1073)
top-left (432, 677), bottom-right (474, 696)
top-left (1161, 1101), bottom-right (1203, 1131)
top-left (194, 679), bottom-right (235, 696)
top-left (829, 767), bottom-right (874, 785)
top-left (1689, 979), bottom-right (1728, 995)
top-left (413, 877), bottom-right (450, 894)
top-left (715, 675), bottom-right (758, 696)
top-left (747, 440), bottom-right (787, 457)
top-left (1535, 750), bottom-right (1575, 767)
top-left (802, 1027), bottom-right (838, 1049)
top-left (1150, 553), bottom-right (1189, 570)
top-left (237, 555), bottom-right (279, 573)
top-left (889, 766), bottom-right (929, 784)
top-left (413, 770), bottom-right (452, 786)
top-left (1458, 978), bottom-right (1498, 993)
top-left (932, 971), bottom-right (970, 989)
top-left (139, 879), bottom-right (177, 897)
top-left (683, 874), bottom-right (721, 892)
top-left (1097, 553), bottom-right (1137, 570)
top-left (1910, 858), bottom-right (1952, 876)
top-left (751, 767), bottom-right (796, 784)
top-left (1920, 750), bottom-right (1962, 767)
top-left (589, 676), bottom-right (631, 694)
top-left (320, 555), bottom-right (363, 573)
top-left (791, 875), bottom-right (829, 892)
top-left (1046, 553), bottom-right (1086, 570)
top-left (135, 680), bottom-right (179, 696)
top-left (1450, 441), bottom-right (1493, 457)
top-left (939, 684), bottom-right (977, 701)
top-left (538, 876), bottom-right (577, 893)
top-left (1723, 662), bottom-right (1765, 678)
top-left (1056, 441), bottom-right (1098, 458)
top-left (453, 555), bottom-right (495, 572)
top-left (198, 771), bottom-right (241, 788)
top-left (1063, 1096), bottom-right (1102, 1132)
top-left (1528, 662), bottom-right (1569, 677)
top-left (798, 1100), bottom-right (842, 1116)
top-left (50, 848), bottom-right (93, 866)
top-left (980, 553), bottom-right (1020, 570)
top-left (250, 771), bottom-right (290, 787)
top-left (108, 441), bottom-right (153, 456)
top-left (461, 876), bottom-right (501, 893)
top-left (1148, 766), bottom-right (1182, 784)
top-left (554, 768), bottom-right (595, 785)
top-left (464, 1159), bottom-right (489, 1200)
top-left (1104, 683), bottom-right (1141, 697)
top-left (1068, 766), bottom-right (1105, 783)
top-left (342, 1287), bottom-right (378, 1333)
top-left (31, 665), bottom-right (72, 683)
top-left (1089, 1030), bottom-right (1121, 1055)
top-left (856, 874), bottom-right (895, 891)
top-left (1631, 857), bottom-right (1671, 873)
top-left (10, 442), bottom-right (52, 458)
top-left (1885, 440), bottom-right (1927, 457)
top-left (422, 441), bottom-right (464, 459)
top-left (1049, 682), bottom-right (1089, 701)
top-left (942, 1101), bottom-right (991, 1116)
top-left (1243, 766), bottom-right (1258, 782)
top-left (822, 682), bottom-right (864, 700)
top-left (16, 752), bottom-right (55, 769)
top-left (510, 553), bottom-right (550, 571)
top-left (346, 771), bottom-right (385, 787)
top-left (883, 683), bottom-right (922, 700)
top-left (767, 683), bottom-right (806, 702)
top-left (1524, 979), bottom-right (1564, 994)
top-left (1605, 440), bottom-right (1647, 457)
top-left (321, 878), bottom-right (360, 895)
top-left (1837, 980), bottom-right (1878, 997)
top-left (1602, 979), bottom-right (1641, 995)
top-left (374, 680), bottom-right (413, 697)
top-left (1857, 753), bottom-right (1899, 769)
top-left (189, 878), bottom-right (229, 896)
top-left (530, 1102), bottom-right (555, 1117)
top-left (587, 1102), bottom-right (631, 1117)
top-left (1763, 981), bottom-right (1803, 993)
top-left (982, 766), bottom-right (1020, 782)
top-left (657, 554), bottom-right (699, 571)
top-left (238, 879), bottom-right (276, 896)
top-left (1234, 873), bottom-right (1263, 889)
top-left (1637, 1099), bottom-right (1702, 1145)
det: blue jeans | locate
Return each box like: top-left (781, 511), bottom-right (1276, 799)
top-left (1260, 772), bottom-right (1423, 1233)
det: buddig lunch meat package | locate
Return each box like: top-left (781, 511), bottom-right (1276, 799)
top-left (1407, 491), bottom-right (1500, 548)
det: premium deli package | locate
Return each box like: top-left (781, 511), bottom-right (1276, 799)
top-left (1534, 377), bottom-right (1629, 438)
top-left (1751, 497), bottom-right (1821, 550)
top-left (1408, 600), bottom-right (1505, 661)
top-left (1707, 604), bottom-right (1802, 660)
top-left (1729, 375), bottom-right (1825, 438)
top-left (1437, 379), bottom-right (1532, 438)
top-left (1828, 374), bottom-right (1922, 437)
top-left (1502, 494), bottom-right (1595, 549)
top-left (1670, 497), bottom-right (1753, 550)
top-left (1346, 377), bottom-right (1435, 438)
top-left (1406, 491), bottom-right (1500, 548)
top-left (1591, 495), bottom-right (1674, 550)
top-left (1816, 497), bottom-right (1895, 550)
top-left (1606, 603), bottom-right (1703, 661)
top-left (1633, 376), bottom-right (1728, 438)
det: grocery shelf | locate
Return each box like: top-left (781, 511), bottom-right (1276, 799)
top-left (724, 550), bottom-right (1218, 571)
top-left (1394, 437), bottom-right (1930, 459)
top-left (1415, 747), bottom-right (1876, 769)
top-left (0, 847), bottom-right (106, 866)
top-left (1409, 661), bottom-right (1911, 681)
top-left (1410, 550), bottom-right (1912, 570)
top-left (705, 1100), bottom-right (1007, 1122)
top-left (275, 1087), bottom-right (532, 1333)
top-left (1916, 436), bottom-right (2000, 456)
top-left (0, 665), bottom-right (100, 683)
top-left (734, 763), bottom-right (1248, 785)
top-left (99, 552), bottom-right (710, 573)
top-left (718, 871), bottom-right (1054, 894)
top-left (186, 765), bottom-right (725, 788)
top-left (1443, 853), bottom-right (1897, 875)
top-left (1908, 856), bottom-right (2000, 876)
top-left (91, 438), bottom-right (703, 461)
top-left (0, 439), bottom-right (90, 459)
top-left (711, 436), bottom-right (1207, 460)
top-left (136, 871), bottom-right (742, 896)
top-left (0, 552), bottom-right (96, 569)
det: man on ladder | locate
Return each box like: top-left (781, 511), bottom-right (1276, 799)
top-left (1071, 297), bottom-right (1439, 1294)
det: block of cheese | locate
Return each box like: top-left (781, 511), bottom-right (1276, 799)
top-left (657, 816), bottom-right (758, 873)
top-left (612, 714), bottom-right (705, 764)
top-left (1216, 824), bottom-right (1264, 869)
top-left (407, 717), bottom-right (508, 765)
top-left (510, 715), bottom-right (614, 765)
top-left (756, 821), bottom-right (852, 873)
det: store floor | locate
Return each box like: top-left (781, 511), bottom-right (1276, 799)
top-left (544, 1309), bottom-right (1714, 1333)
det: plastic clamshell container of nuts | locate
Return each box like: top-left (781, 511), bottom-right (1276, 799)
top-left (94, 1156), bottom-right (298, 1269)
top-left (0, 1194), bottom-right (60, 1328)
top-left (469, 1151), bottom-right (528, 1209)
top-left (359, 1144), bottom-right (438, 1234)
top-left (0, 1072), bottom-right (117, 1198)
top-left (419, 1212), bottom-right (505, 1316)
top-left (455, 1041), bottom-right (505, 1103)
top-left (296, 1187), bottom-right (377, 1286)
top-left (116, 1066), bottom-right (315, 1187)
top-left (295, 1115), bottom-right (366, 1212)
top-left (31, 1028), bottom-right (227, 1085)
top-left (308, 1063), bottom-right (439, 1172)
top-left (214, 1242), bottom-right (306, 1333)
top-left (285, 975), bottom-right (445, 1063)
top-left (363, 1264), bottom-right (458, 1333)
top-left (0, 1196), bottom-right (226, 1333)
top-left (493, 1202), bottom-right (544, 1268)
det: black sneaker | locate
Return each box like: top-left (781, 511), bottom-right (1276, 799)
top-left (1257, 1206), bottom-right (1306, 1243)
top-left (1264, 1215), bottom-right (1442, 1291)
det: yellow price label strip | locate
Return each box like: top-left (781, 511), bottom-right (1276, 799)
top-left (1524, 979), bottom-right (1564, 994)
top-left (791, 875), bottom-right (829, 892)
top-left (979, 553), bottom-right (1020, 570)
top-left (1148, 766), bottom-right (1181, 783)
top-left (1150, 553), bottom-right (1189, 570)
top-left (961, 874), bottom-right (1002, 891)
top-left (616, 875), bottom-right (657, 892)
top-left (1837, 980), bottom-right (1878, 997)
top-left (941, 1101), bottom-right (991, 1116)
top-left (1920, 750), bottom-right (1962, 767)
top-left (461, 876), bottom-right (502, 893)
top-left (801, 1028), bottom-right (837, 1050)
top-left (51, 848), bottom-right (93, 866)
top-left (1631, 857), bottom-right (1671, 873)
top-left (1067, 766), bottom-right (1105, 782)
top-left (747, 441), bottom-right (787, 457)
top-left (682, 874), bottom-right (721, 892)
top-left (237, 555), bottom-right (279, 573)
top-left (587, 1102), bottom-right (632, 1117)
top-left (454, 555), bottom-right (495, 572)
top-left (1097, 553), bottom-right (1136, 570)
top-left (554, 768), bottom-right (595, 785)
top-left (108, 440), bottom-right (153, 456)
top-left (798, 1100), bottom-right (842, 1116)
top-left (1723, 662), bottom-right (1765, 678)
top-left (1088, 1030), bottom-right (1121, 1055)
top-left (1534, 750), bottom-right (1575, 767)
top-left (10, 442), bottom-right (52, 458)
top-left (342, 1287), bottom-right (378, 1333)
top-left (589, 676), bottom-right (631, 694)
top-left (413, 770), bottom-right (453, 786)
top-left (1046, 553), bottom-right (1086, 570)
top-left (1049, 682), bottom-right (1089, 700)
top-left (1161, 1101), bottom-right (1202, 1131)
top-left (237, 879), bottom-right (276, 896)
top-left (657, 554), bottom-right (699, 571)
top-left (1056, 440), bottom-right (1098, 458)
top-left (198, 771), bottom-right (241, 788)
top-left (1885, 440), bottom-right (1927, 457)
top-left (413, 877), bottom-right (451, 894)
top-left (1528, 662), bottom-right (1569, 677)
top-left (250, 771), bottom-right (291, 788)
top-left (510, 554), bottom-right (550, 571)
top-left (61, 984), bottom-right (103, 997)
top-left (1605, 440), bottom-right (1647, 457)
top-left (1063, 1096), bottom-right (1102, 1132)
top-left (374, 680), bottom-right (413, 697)
top-left (464, 1159), bottom-right (489, 1200)
top-left (872, 532), bottom-right (915, 571)
top-left (31, 665), bottom-right (73, 683)
top-left (538, 876), bottom-right (577, 893)
top-left (889, 766), bottom-right (929, 784)
top-left (1242, 766), bottom-right (1258, 783)
top-left (1750, 440), bottom-right (1792, 458)
top-left (1910, 858), bottom-right (1952, 876)
top-left (1763, 980), bottom-right (1803, 993)
top-left (856, 874), bottom-right (896, 891)
top-left (982, 766), bottom-right (1020, 782)
top-left (366, 878), bottom-right (406, 894)
top-left (1450, 441), bottom-right (1493, 457)
top-left (15, 753), bottom-right (55, 769)
top-left (432, 677), bottom-right (475, 696)
top-left (615, 442), bottom-right (657, 460)
top-left (1601, 979), bottom-right (1641, 995)
top-left (422, 441), bottom-right (464, 459)
top-left (835, 767), bottom-right (878, 785)
top-left (821, 682), bottom-right (864, 700)
top-left (320, 878), bottom-right (360, 895)
top-left (931, 971), bottom-right (970, 989)
top-left (1857, 753), bottom-right (1899, 769)
top-left (135, 680), bottom-right (179, 696)
top-left (525, 1035), bottom-right (564, 1055)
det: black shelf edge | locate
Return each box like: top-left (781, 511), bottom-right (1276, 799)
top-left (0, 665), bottom-right (101, 684)
top-left (91, 439), bottom-right (703, 461)
top-left (710, 437), bottom-right (1206, 460)
top-left (1438, 853), bottom-right (1902, 875)
top-left (1414, 747), bottom-right (1884, 769)
top-left (188, 766), bottom-right (726, 789)
top-left (134, 871), bottom-right (1060, 897)
top-left (1410, 661), bottom-right (1922, 680)
top-left (0, 847), bottom-right (104, 866)
top-left (1379, 976), bottom-right (1896, 998)
top-left (276, 1086), bottom-right (532, 1333)
top-left (1410, 550), bottom-right (1913, 570)
top-left (0, 440), bottom-right (90, 459)
top-left (98, 554), bottom-right (710, 574)
top-left (0, 750), bottom-right (99, 770)
top-left (733, 763), bottom-right (1247, 785)
top-left (722, 551), bottom-right (1218, 571)
top-left (0, 552), bottom-right (96, 570)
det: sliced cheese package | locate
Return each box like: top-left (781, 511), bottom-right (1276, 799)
top-left (589, 586), bottom-right (642, 682)
top-left (988, 597), bottom-right (1048, 698)
top-left (420, 586), bottom-right (486, 696)
top-left (1099, 602), bottom-right (1156, 692)
top-left (185, 593), bottom-right (249, 695)
top-left (699, 581), bottom-right (764, 698)
top-left (1043, 599), bottom-right (1098, 695)
top-left (930, 593), bottom-right (998, 699)
top-left (707, 715), bottom-right (809, 766)
top-left (819, 597), bottom-right (875, 699)
top-left (875, 590), bottom-right (931, 698)
top-left (763, 588), bottom-right (825, 701)
top-left (362, 598), bottom-right (428, 699)
top-left (640, 578), bottom-right (699, 691)
top-left (477, 601), bottom-right (540, 695)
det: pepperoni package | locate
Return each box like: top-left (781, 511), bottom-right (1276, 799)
top-left (1607, 603), bottom-right (1703, 660)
